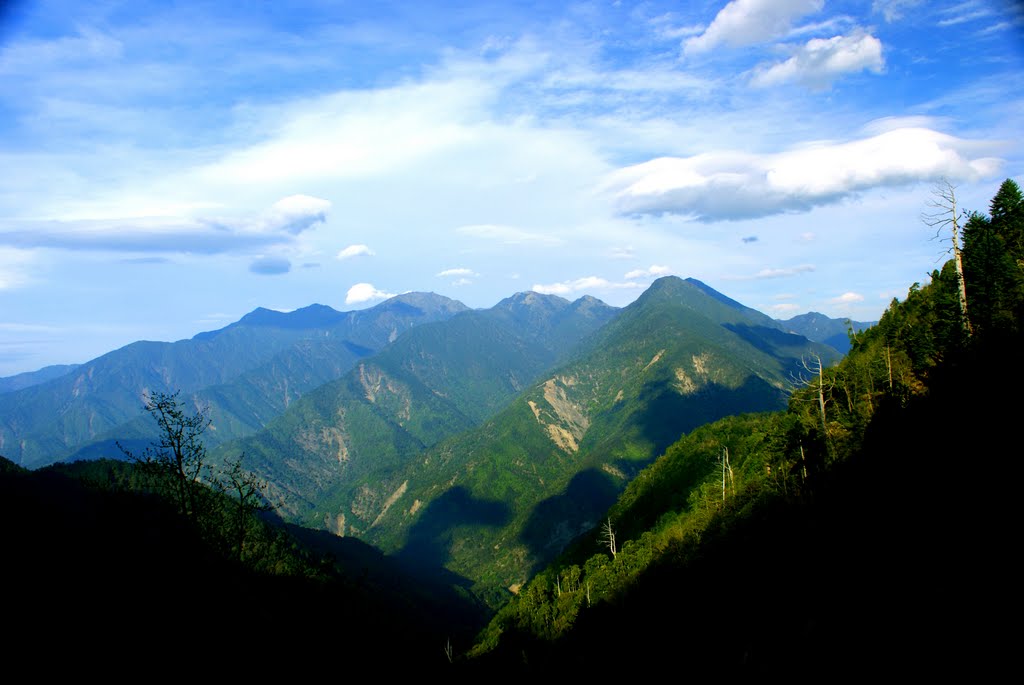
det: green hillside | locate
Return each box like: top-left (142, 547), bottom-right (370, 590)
top-left (2, 292), bottom-right (467, 468)
top-left (463, 179), bottom-right (1023, 676)
top-left (213, 291), bottom-right (618, 539)
top-left (355, 276), bottom-right (839, 600)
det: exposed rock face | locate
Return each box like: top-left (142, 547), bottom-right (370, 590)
top-left (527, 376), bottom-right (591, 454)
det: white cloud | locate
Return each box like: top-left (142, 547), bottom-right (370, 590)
top-left (0, 248), bottom-right (36, 289)
top-left (436, 267), bottom-right (478, 277)
top-left (194, 80), bottom-right (486, 186)
top-left (937, 2), bottom-right (994, 27)
top-left (337, 244), bottom-right (375, 259)
top-left (451, 278), bottom-right (473, 286)
top-left (685, 0), bottom-right (824, 54)
top-left (624, 265), bottom-right (672, 279)
top-left (872, 0), bottom-right (923, 23)
top-left (456, 224), bottom-right (565, 246)
top-left (603, 127), bottom-right (1003, 221)
top-left (0, 27), bottom-right (124, 72)
top-left (0, 195), bottom-right (330, 253)
top-left (751, 33), bottom-right (884, 89)
top-left (769, 303), bottom-right (802, 313)
top-left (609, 246), bottom-right (636, 260)
top-left (860, 115), bottom-right (949, 136)
top-left (256, 194), bottom-right (331, 234)
top-left (753, 264), bottom-right (815, 279)
top-left (830, 291), bottom-right (865, 304)
top-left (345, 282), bottom-right (395, 304)
top-left (532, 276), bottom-right (642, 295)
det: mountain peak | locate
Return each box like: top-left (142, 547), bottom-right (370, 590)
top-left (234, 303), bottom-right (345, 330)
top-left (496, 291), bottom-right (570, 311)
top-left (374, 292), bottom-right (469, 317)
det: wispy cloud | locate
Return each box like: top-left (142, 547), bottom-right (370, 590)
top-left (871, 0), bottom-right (923, 23)
top-left (436, 267), bottom-right (478, 277)
top-left (624, 265), bottom-right (672, 279)
top-left (0, 248), bottom-right (36, 289)
top-left (603, 127), bottom-right (1002, 221)
top-left (937, 1), bottom-right (994, 27)
top-left (249, 256), bottom-right (291, 275)
top-left (456, 224), bottom-right (565, 246)
top-left (740, 264), bottom-right (816, 279)
top-left (0, 195), bottom-right (331, 254)
top-left (532, 276), bottom-right (642, 295)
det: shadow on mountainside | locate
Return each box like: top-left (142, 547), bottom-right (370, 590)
top-left (396, 485), bottom-right (510, 577)
top-left (632, 375), bottom-right (787, 452)
top-left (519, 468), bottom-right (621, 576)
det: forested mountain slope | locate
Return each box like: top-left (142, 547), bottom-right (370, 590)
top-left (213, 291), bottom-right (619, 538)
top-left (464, 179), bottom-right (1024, 676)
top-left (351, 276), bottom-right (838, 601)
top-left (1, 292), bottom-right (467, 468)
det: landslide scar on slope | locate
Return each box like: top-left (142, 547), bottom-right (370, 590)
top-left (371, 480), bottom-right (408, 528)
top-left (642, 349), bottom-right (666, 372)
top-left (527, 376), bottom-right (591, 454)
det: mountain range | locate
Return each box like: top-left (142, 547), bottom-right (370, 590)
top-left (1, 277), bottom-right (854, 598)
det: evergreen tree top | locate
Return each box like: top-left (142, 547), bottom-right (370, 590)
top-left (990, 178), bottom-right (1022, 222)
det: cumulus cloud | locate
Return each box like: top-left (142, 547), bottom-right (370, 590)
top-left (750, 33), bottom-right (884, 88)
top-left (830, 291), bottom-right (865, 304)
top-left (685, 0), bottom-right (824, 54)
top-left (456, 224), bottom-right (565, 246)
top-left (603, 127), bottom-right (1003, 222)
top-left (624, 265), bottom-right (672, 279)
top-left (345, 282), bottom-right (395, 304)
top-left (436, 267), bottom-right (478, 277)
top-left (337, 244), bottom-right (375, 259)
top-left (532, 276), bottom-right (643, 295)
top-left (249, 256), bottom-right (291, 275)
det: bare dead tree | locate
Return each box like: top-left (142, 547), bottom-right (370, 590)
top-left (718, 446), bottom-right (734, 501)
top-left (792, 354), bottom-right (837, 462)
top-left (792, 354), bottom-right (833, 435)
top-left (922, 178), bottom-right (973, 336)
top-left (600, 518), bottom-right (617, 559)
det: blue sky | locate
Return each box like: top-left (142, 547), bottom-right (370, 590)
top-left (1, 0), bottom-right (1022, 375)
